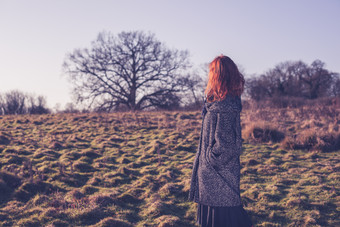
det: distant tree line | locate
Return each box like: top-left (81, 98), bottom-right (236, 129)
top-left (0, 90), bottom-right (50, 115)
top-left (5, 30), bottom-right (338, 115)
top-left (64, 30), bottom-right (340, 112)
top-left (246, 60), bottom-right (340, 103)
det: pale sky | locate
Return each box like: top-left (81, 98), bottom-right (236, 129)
top-left (1, 0), bottom-right (339, 109)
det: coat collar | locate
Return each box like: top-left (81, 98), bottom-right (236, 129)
top-left (202, 94), bottom-right (242, 117)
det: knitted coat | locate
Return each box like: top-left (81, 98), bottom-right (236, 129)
top-left (188, 95), bottom-right (243, 206)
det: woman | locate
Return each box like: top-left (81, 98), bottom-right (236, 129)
top-left (188, 55), bottom-right (253, 227)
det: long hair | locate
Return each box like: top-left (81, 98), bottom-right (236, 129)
top-left (205, 55), bottom-right (245, 102)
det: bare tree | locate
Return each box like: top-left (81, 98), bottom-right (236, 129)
top-left (178, 71), bottom-right (205, 107)
top-left (62, 102), bottom-right (80, 113)
top-left (245, 75), bottom-right (272, 101)
top-left (332, 76), bottom-right (340, 97)
top-left (246, 60), bottom-right (339, 101)
top-left (27, 95), bottom-right (50, 114)
top-left (63, 30), bottom-right (190, 111)
top-left (0, 94), bottom-right (4, 115)
top-left (267, 61), bottom-right (306, 97)
top-left (299, 60), bottom-right (337, 99)
top-left (2, 90), bottom-right (27, 115)
top-left (0, 91), bottom-right (50, 115)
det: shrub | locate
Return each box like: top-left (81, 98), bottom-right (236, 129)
top-left (316, 133), bottom-right (340, 152)
top-left (243, 121), bottom-right (285, 143)
top-left (281, 131), bottom-right (340, 152)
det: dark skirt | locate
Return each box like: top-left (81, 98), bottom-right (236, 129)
top-left (196, 203), bottom-right (253, 227)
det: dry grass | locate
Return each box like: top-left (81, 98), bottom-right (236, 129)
top-left (242, 121), bottom-right (285, 143)
top-left (0, 107), bottom-right (339, 226)
top-left (242, 102), bottom-right (340, 153)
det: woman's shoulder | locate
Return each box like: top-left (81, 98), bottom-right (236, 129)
top-left (204, 94), bottom-right (242, 113)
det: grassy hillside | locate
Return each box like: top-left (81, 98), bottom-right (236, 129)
top-left (0, 107), bottom-right (339, 226)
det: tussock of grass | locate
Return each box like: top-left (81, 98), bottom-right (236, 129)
top-left (117, 191), bottom-right (140, 204)
top-left (243, 121), bottom-right (285, 143)
top-left (16, 217), bottom-right (41, 226)
top-left (89, 193), bottom-right (115, 207)
top-left (159, 183), bottom-right (182, 198)
top-left (155, 214), bottom-right (181, 227)
top-left (0, 133), bottom-right (10, 145)
top-left (31, 193), bottom-right (49, 206)
top-left (282, 130), bottom-right (340, 152)
top-left (73, 161), bottom-right (95, 172)
top-left (145, 200), bottom-right (167, 217)
top-left (95, 217), bottom-right (132, 227)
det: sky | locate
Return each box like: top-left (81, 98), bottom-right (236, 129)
top-left (1, 0), bottom-right (339, 109)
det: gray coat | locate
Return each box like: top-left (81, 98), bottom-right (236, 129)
top-left (188, 95), bottom-right (243, 206)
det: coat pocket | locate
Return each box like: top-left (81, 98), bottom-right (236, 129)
top-left (210, 139), bottom-right (216, 152)
top-left (206, 139), bottom-right (221, 168)
top-left (209, 139), bottom-right (222, 158)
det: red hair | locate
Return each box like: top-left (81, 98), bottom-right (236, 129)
top-left (205, 55), bottom-right (245, 102)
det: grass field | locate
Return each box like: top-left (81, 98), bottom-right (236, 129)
top-left (0, 106), bottom-right (339, 226)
